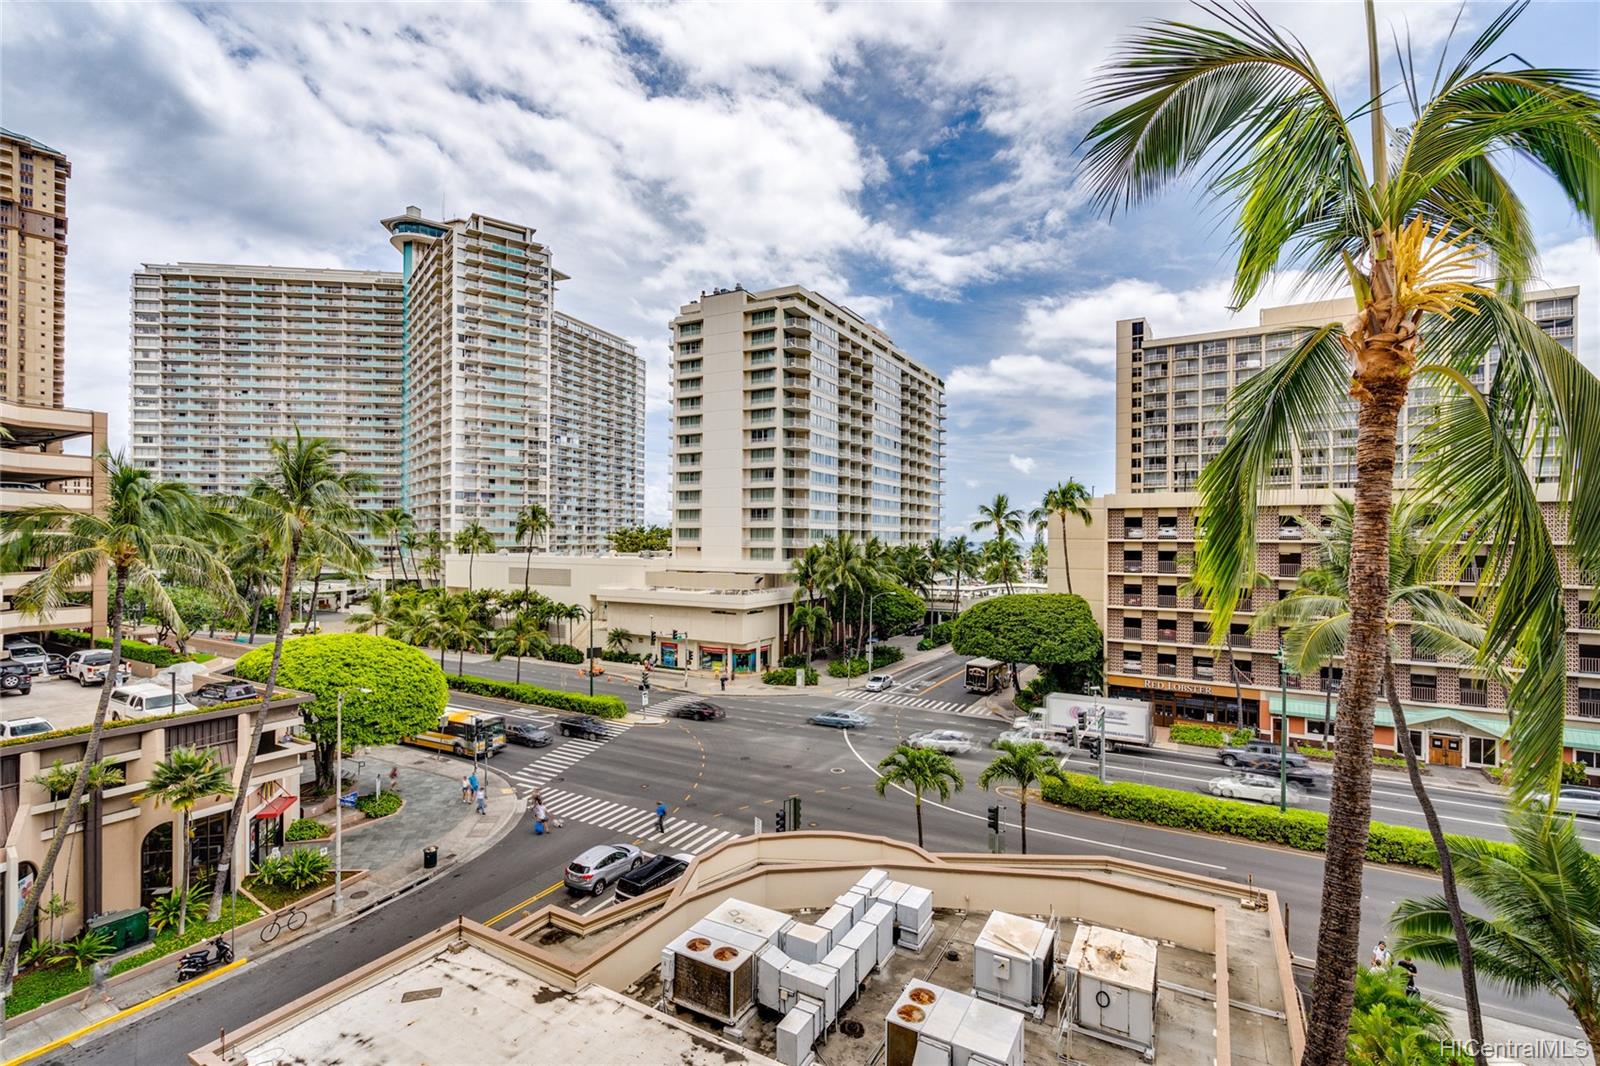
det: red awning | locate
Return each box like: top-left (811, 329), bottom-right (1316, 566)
top-left (253, 794), bottom-right (296, 820)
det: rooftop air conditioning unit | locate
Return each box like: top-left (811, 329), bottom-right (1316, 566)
top-left (894, 885), bottom-right (935, 951)
top-left (854, 868), bottom-right (889, 897)
top-left (973, 912), bottom-right (1055, 1018)
top-left (757, 943), bottom-right (794, 1012)
top-left (864, 902), bottom-right (897, 968)
top-left (776, 996), bottom-right (823, 1066)
top-left (950, 997), bottom-right (1025, 1066)
top-left (885, 982), bottom-right (972, 1066)
top-left (666, 930), bottom-right (757, 1029)
top-left (823, 943), bottom-right (858, 1007)
top-left (704, 898), bottom-right (793, 947)
top-left (1063, 924), bottom-right (1158, 1061)
top-left (780, 960), bottom-right (839, 1028)
top-left (781, 922), bottom-right (830, 965)
top-left (839, 921), bottom-right (877, 983)
top-left (835, 888), bottom-right (868, 923)
top-left (814, 903), bottom-right (852, 949)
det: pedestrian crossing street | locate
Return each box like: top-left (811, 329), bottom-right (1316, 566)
top-left (507, 721), bottom-right (632, 791)
top-left (837, 690), bottom-right (997, 718)
top-left (531, 787), bottom-right (741, 855)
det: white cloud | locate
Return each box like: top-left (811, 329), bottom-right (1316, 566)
top-left (1536, 236), bottom-right (1600, 368)
top-left (1008, 454), bottom-right (1036, 476)
top-left (946, 354), bottom-right (1113, 400)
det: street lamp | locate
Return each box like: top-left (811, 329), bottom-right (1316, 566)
top-left (333, 686), bottom-right (372, 915)
top-left (582, 604), bottom-right (601, 697)
top-left (865, 590), bottom-right (880, 671)
top-left (1274, 640), bottom-right (1289, 813)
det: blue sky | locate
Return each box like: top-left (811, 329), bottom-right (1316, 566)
top-left (5, 0), bottom-right (1597, 533)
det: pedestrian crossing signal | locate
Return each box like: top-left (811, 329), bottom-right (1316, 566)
top-left (775, 809), bottom-right (787, 833)
top-left (987, 805), bottom-right (1001, 833)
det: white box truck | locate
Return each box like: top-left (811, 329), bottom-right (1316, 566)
top-left (1037, 694), bottom-right (1154, 754)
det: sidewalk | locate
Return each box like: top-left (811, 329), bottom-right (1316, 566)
top-left (2, 746), bottom-right (521, 1058)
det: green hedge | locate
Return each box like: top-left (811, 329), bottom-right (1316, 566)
top-left (50, 629), bottom-right (190, 667)
top-left (779, 653), bottom-right (808, 669)
top-left (1169, 723), bottom-right (1256, 748)
top-left (544, 643), bottom-right (583, 664)
top-left (356, 792), bottom-right (403, 818)
top-left (1039, 773), bottom-right (1515, 870)
top-left (917, 620), bottom-right (954, 651)
top-left (1294, 744), bottom-right (1411, 770)
top-left (445, 674), bottom-right (626, 718)
top-left (601, 649), bottom-right (643, 664)
top-left (285, 817), bottom-right (331, 841)
top-left (828, 657), bottom-right (869, 678)
top-left (762, 667), bottom-right (819, 686)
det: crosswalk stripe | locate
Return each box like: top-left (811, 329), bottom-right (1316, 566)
top-left (672, 826), bottom-right (722, 851)
top-left (520, 787), bottom-right (737, 853)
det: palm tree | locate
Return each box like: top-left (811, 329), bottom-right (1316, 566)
top-left (981, 536), bottom-right (1023, 594)
top-left (819, 533), bottom-right (869, 654)
top-left (139, 747), bottom-right (234, 936)
top-left (454, 521), bottom-right (495, 594)
top-left (943, 535), bottom-right (979, 618)
top-left (971, 493), bottom-right (1024, 547)
top-left (439, 596), bottom-right (485, 674)
top-left (787, 603), bottom-right (830, 662)
top-left (400, 529), bottom-right (423, 585)
top-left (207, 428), bottom-right (373, 922)
top-left (1346, 966), bottom-right (1462, 1066)
top-left (0, 452), bottom-right (234, 986)
top-left (1080, 7), bottom-right (1600, 1060)
top-left (492, 610), bottom-right (550, 685)
top-left (1027, 530), bottom-right (1049, 583)
top-left (978, 741), bottom-right (1060, 854)
top-left (1392, 808), bottom-right (1600, 1052)
top-left (1030, 479), bottom-right (1092, 594)
top-left (604, 627), bottom-right (636, 656)
top-left (28, 759), bottom-right (124, 941)
top-left (514, 503), bottom-right (553, 601)
top-left (874, 744), bottom-right (964, 848)
top-left (348, 587), bottom-right (401, 635)
top-left (375, 507), bottom-right (413, 583)
top-left (418, 530), bottom-right (446, 588)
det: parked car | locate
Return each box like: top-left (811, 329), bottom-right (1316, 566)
top-left (993, 723), bottom-right (1076, 757)
top-left (564, 843), bottom-right (643, 896)
top-left (1, 640), bottom-right (50, 677)
top-left (109, 683), bottom-right (196, 719)
top-left (65, 650), bottom-right (128, 687)
top-left (1218, 740), bottom-right (1321, 787)
top-left (190, 680), bottom-right (257, 705)
top-left (1207, 772), bottom-right (1305, 806)
top-left (507, 722), bottom-right (553, 747)
top-left (670, 701), bottom-right (725, 721)
top-left (863, 673), bottom-right (895, 693)
top-left (908, 729), bottom-right (976, 755)
top-left (0, 717), bottom-right (54, 739)
top-left (809, 709), bottom-right (873, 729)
top-left (1538, 784), bottom-right (1600, 819)
top-left (0, 662), bottom-right (33, 697)
top-left (44, 653), bottom-right (67, 677)
top-left (558, 716), bottom-right (610, 740)
top-left (615, 852), bottom-right (695, 901)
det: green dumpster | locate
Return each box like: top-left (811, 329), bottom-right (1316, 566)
top-left (85, 907), bottom-right (150, 951)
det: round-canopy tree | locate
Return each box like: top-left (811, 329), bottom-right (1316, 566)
top-left (952, 593), bottom-right (1102, 693)
top-left (871, 581), bottom-right (926, 639)
top-left (234, 634), bottom-right (447, 790)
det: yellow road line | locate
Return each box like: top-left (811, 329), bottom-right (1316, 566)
top-left (485, 880), bottom-right (564, 927)
top-left (922, 665), bottom-right (968, 692)
top-left (5, 957), bottom-right (249, 1066)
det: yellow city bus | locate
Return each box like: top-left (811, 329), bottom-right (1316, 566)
top-left (403, 709), bottom-right (507, 759)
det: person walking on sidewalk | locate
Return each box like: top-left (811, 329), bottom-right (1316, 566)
top-left (468, 770), bottom-right (480, 800)
top-left (461, 775), bottom-right (471, 803)
top-left (655, 801), bottom-right (668, 834)
top-left (720, 673), bottom-right (727, 692)
top-left (532, 797), bottom-right (548, 835)
top-left (475, 787), bottom-right (488, 815)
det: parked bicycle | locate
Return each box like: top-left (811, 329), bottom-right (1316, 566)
top-left (259, 902), bottom-right (308, 943)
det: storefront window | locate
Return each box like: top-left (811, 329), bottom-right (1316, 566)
top-left (660, 642), bottom-right (679, 668)
top-left (734, 650), bottom-right (757, 673)
top-left (1468, 736), bottom-right (1498, 766)
top-left (140, 824), bottom-right (173, 908)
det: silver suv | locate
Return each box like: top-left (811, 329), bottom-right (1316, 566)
top-left (2, 641), bottom-right (49, 677)
top-left (564, 843), bottom-right (643, 896)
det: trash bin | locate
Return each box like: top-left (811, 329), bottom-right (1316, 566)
top-left (85, 907), bottom-right (150, 952)
top-left (423, 845), bottom-right (438, 869)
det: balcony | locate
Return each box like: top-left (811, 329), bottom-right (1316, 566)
top-left (1157, 560), bottom-right (1178, 574)
top-left (1123, 594), bottom-right (1143, 607)
top-left (1194, 664), bottom-right (1215, 680)
top-left (1579, 699), bottom-right (1600, 719)
top-left (1579, 610), bottom-right (1600, 630)
top-left (1580, 657), bottom-right (1600, 674)
top-left (1459, 688), bottom-right (1488, 708)
top-left (1156, 663), bottom-right (1178, 677)
top-left (1121, 660), bottom-right (1143, 674)
top-left (1157, 527), bottom-right (1178, 540)
top-left (1156, 594), bottom-right (1178, 608)
top-left (1279, 562), bottom-right (1302, 578)
top-left (1156, 629), bottom-right (1178, 642)
top-left (0, 487), bottom-right (94, 512)
top-left (1122, 527), bottom-right (1145, 539)
top-left (1122, 561), bottom-right (1144, 573)
top-left (1229, 634), bottom-right (1251, 648)
top-left (1411, 685), bottom-right (1438, 703)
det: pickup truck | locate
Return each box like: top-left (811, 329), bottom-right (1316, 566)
top-left (1218, 740), bottom-right (1321, 787)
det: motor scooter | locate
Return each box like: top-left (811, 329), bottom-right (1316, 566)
top-left (176, 935), bottom-right (233, 981)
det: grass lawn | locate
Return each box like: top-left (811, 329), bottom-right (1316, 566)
top-left (4, 896), bottom-right (261, 1018)
top-left (243, 872), bottom-right (336, 912)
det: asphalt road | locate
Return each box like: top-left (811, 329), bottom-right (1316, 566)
top-left (58, 688), bottom-right (1581, 1064)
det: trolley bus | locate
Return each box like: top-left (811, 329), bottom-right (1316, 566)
top-left (403, 709), bottom-right (508, 759)
top-left (964, 657), bottom-right (1010, 694)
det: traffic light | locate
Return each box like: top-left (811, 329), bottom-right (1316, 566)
top-left (987, 805), bottom-right (1001, 833)
top-left (672, 629), bottom-right (680, 641)
top-left (774, 809), bottom-right (787, 833)
top-left (786, 795), bottom-right (801, 831)
top-left (650, 630), bottom-right (657, 645)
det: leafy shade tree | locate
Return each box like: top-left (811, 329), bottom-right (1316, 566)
top-left (515, 503), bottom-right (553, 602)
top-left (208, 429), bottom-right (373, 922)
top-left (874, 745), bottom-right (964, 848)
top-left (978, 741), bottom-right (1061, 854)
top-left (1030, 479), bottom-right (1093, 594)
top-left (139, 747), bottom-right (234, 936)
top-left (952, 594), bottom-right (1102, 694)
top-left (871, 581), bottom-right (926, 640)
top-left (980, 536), bottom-right (1024, 593)
top-left (607, 524), bottom-right (672, 553)
top-left (605, 627), bottom-right (636, 655)
top-left (1079, 5), bottom-right (1600, 1060)
top-left (492, 610), bottom-right (550, 685)
top-left (1392, 808), bottom-right (1600, 1052)
top-left (235, 634), bottom-right (448, 790)
top-left (0, 452), bottom-right (235, 990)
top-left (454, 521), bottom-right (495, 593)
top-left (787, 603), bottom-right (830, 662)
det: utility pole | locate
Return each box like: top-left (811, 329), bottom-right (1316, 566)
top-left (1098, 709), bottom-right (1107, 784)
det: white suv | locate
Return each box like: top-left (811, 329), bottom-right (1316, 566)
top-left (66, 650), bottom-right (129, 687)
top-left (109, 683), bottom-right (195, 719)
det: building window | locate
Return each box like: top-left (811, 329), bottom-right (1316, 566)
top-left (749, 309), bottom-right (775, 326)
top-left (1468, 736), bottom-right (1498, 766)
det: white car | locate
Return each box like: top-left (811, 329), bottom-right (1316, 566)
top-left (1207, 772), bottom-right (1304, 806)
top-left (908, 729), bottom-right (976, 755)
top-left (993, 725), bottom-right (1076, 756)
top-left (1538, 785), bottom-right (1600, 819)
top-left (0, 717), bottom-right (55, 740)
top-left (863, 673), bottom-right (895, 693)
top-left (109, 683), bottom-right (196, 719)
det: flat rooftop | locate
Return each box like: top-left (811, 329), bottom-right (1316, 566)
top-left (199, 936), bottom-right (776, 1066)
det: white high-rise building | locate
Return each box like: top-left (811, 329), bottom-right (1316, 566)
top-left (550, 312), bottom-right (646, 553)
top-left (668, 285), bottom-right (945, 563)
top-left (128, 263), bottom-right (405, 517)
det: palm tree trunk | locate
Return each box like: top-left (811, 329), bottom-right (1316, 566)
top-left (308, 572), bottom-right (321, 634)
top-left (1301, 330), bottom-right (1404, 1066)
top-left (1323, 673), bottom-right (1333, 749)
top-left (914, 796), bottom-right (924, 849)
top-left (515, 654), bottom-right (523, 685)
top-left (177, 811), bottom-right (190, 937)
top-left (953, 569), bottom-right (962, 619)
top-left (1385, 656), bottom-right (1488, 1066)
top-left (206, 532), bottom-right (301, 923)
top-left (1, 572), bottom-right (127, 1005)
top-left (1060, 509), bottom-right (1074, 596)
top-left (1019, 798), bottom-right (1028, 855)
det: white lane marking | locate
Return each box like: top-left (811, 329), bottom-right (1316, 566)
top-left (840, 732), bottom-right (1226, 871)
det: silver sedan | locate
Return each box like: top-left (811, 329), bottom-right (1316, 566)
top-left (1207, 772), bottom-right (1305, 806)
top-left (908, 729), bottom-right (976, 755)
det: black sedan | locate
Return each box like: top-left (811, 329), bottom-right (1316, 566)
top-left (671, 701), bottom-right (725, 721)
top-left (191, 680), bottom-right (257, 706)
top-left (507, 722), bottom-right (553, 747)
top-left (558, 716), bottom-right (611, 740)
